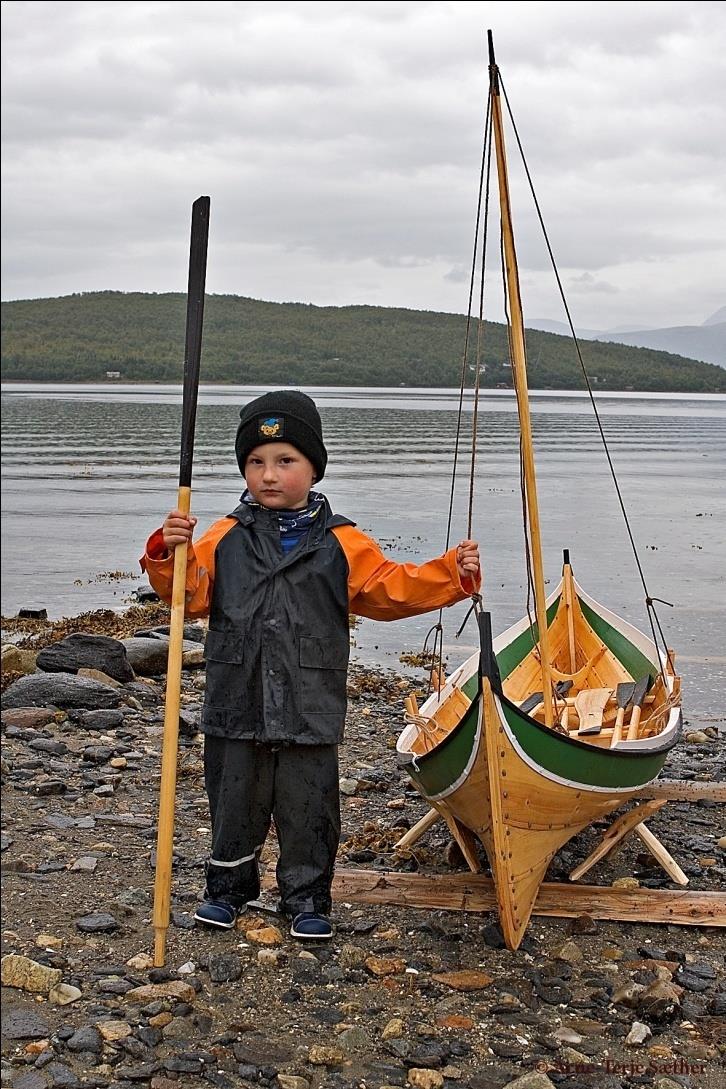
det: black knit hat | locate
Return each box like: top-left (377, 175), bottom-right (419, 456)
top-left (235, 390), bottom-right (328, 481)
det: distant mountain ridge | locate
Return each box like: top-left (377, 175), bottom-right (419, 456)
top-left (527, 308), bottom-right (726, 367)
top-left (2, 291), bottom-right (725, 392)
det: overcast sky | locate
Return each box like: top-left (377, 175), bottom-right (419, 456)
top-left (2, 0), bottom-right (724, 331)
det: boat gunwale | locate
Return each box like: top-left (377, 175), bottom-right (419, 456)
top-left (397, 644), bottom-right (681, 770)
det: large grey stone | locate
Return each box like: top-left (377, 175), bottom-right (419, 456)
top-left (122, 637), bottom-right (203, 674)
top-left (1, 672), bottom-right (122, 711)
top-left (70, 708), bottom-right (125, 731)
top-left (36, 634), bottom-right (134, 683)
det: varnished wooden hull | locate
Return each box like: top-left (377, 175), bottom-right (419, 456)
top-left (397, 576), bottom-right (681, 949)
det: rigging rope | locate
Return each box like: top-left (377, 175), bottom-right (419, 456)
top-left (423, 90), bottom-right (494, 696)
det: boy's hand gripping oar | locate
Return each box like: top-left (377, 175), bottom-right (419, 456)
top-left (153, 195), bottom-right (210, 967)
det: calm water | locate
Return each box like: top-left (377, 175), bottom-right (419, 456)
top-left (2, 384), bottom-right (725, 724)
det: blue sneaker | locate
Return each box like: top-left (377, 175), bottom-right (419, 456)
top-left (290, 912), bottom-right (333, 941)
top-left (194, 899), bottom-right (244, 929)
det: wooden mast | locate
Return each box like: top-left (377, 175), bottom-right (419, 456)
top-left (488, 31), bottom-right (554, 726)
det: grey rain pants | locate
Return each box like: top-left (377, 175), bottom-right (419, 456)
top-left (203, 736), bottom-right (341, 916)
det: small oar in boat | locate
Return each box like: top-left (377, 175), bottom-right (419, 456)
top-left (610, 680), bottom-right (636, 747)
top-left (626, 674), bottom-right (652, 741)
top-left (519, 680), bottom-right (573, 716)
top-left (574, 688), bottom-right (613, 735)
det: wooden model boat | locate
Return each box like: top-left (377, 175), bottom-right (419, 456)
top-left (396, 36), bottom-right (682, 951)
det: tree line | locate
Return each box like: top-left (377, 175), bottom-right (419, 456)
top-left (2, 291), bottom-right (724, 392)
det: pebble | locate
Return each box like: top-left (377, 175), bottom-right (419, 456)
top-left (552, 1025), bottom-right (583, 1045)
top-left (245, 924), bottom-right (283, 945)
top-left (96, 1019), bottom-right (133, 1041)
top-left (638, 979), bottom-right (682, 1021)
top-left (35, 933), bottom-right (63, 949)
top-left (337, 1025), bottom-right (371, 1052)
top-left (70, 856), bottom-right (98, 872)
top-left (502, 1074), bottom-right (558, 1089)
top-left (307, 1044), bottom-right (346, 1065)
top-left (49, 983), bottom-right (82, 1005)
top-left (0, 954), bottom-right (62, 994)
top-left (626, 1020), bottom-right (652, 1045)
top-left (382, 1016), bottom-right (405, 1039)
top-left (208, 953), bottom-right (243, 982)
top-left (365, 954), bottom-right (406, 976)
top-left (258, 948), bottom-right (283, 968)
top-left (554, 940), bottom-right (583, 964)
top-left (408, 1071), bottom-right (445, 1089)
top-left (66, 1025), bottom-right (104, 1053)
top-left (125, 980), bottom-right (196, 1003)
top-left (126, 951), bottom-right (155, 970)
top-left (75, 912), bottom-right (119, 933)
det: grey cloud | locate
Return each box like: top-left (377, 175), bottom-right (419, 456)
top-left (2, 1), bottom-right (725, 329)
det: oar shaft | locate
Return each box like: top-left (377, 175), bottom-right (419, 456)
top-left (152, 195), bottom-right (209, 966)
top-left (152, 486), bottom-right (191, 966)
top-left (611, 706), bottom-right (626, 747)
top-left (627, 704), bottom-right (644, 741)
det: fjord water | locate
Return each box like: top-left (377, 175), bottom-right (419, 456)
top-left (2, 384), bottom-right (724, 724)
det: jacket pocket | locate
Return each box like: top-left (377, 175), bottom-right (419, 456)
top-left (298, 634), bottom-right (349, 715)
top-left (204, 627), bottom-right (247, 664)
top-left (299, 636), bottom-right (349, 671)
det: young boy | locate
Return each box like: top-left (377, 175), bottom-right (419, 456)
top-left (141, 390), bottom-right (480, 941)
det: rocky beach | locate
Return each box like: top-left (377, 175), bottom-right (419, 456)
top-left (1, 603), bottom-right (724, 1089)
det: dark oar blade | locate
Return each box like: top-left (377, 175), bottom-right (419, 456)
top-left (616, 681), bottom-right (636, 710)
top-left (520, 691), bottom-right (543, 715)
top-left (625, 674), bottom-right (652, 742)
top-left (631, 675), bottom-right (650, 709)
top-left (179, 195), bottom-right (210, 489)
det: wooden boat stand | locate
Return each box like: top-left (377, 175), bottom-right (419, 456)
top-left (325, 869), bottom-right (726, 930)
top-left (384, 780), bottom-right (726, 927)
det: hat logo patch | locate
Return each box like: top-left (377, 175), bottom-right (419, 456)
top-left (259, 415), bottom-right (284, 438)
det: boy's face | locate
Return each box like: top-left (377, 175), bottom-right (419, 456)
top-left (244, 442), bottom-right (316, 509)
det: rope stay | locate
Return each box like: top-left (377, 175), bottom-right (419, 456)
top-left (423, 87), bottom-right (494, 697)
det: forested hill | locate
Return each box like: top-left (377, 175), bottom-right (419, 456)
top-left (2, 291), bottom-right (725, 392)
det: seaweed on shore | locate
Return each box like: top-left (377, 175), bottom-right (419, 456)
top-left (0, 602), bottom-right (172, 650)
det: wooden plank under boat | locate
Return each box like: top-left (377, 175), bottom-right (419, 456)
top-left (397, 569), bottom-right (682, 951)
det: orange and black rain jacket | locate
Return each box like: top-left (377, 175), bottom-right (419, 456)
top-left (141, 495), bottom-right (478, 745)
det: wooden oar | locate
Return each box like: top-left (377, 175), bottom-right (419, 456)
top-left (152, 196), bottom-right (210, 967)
top-left (519, 680), bottom-right (572, 716)
top-left (626, 675), bottom-right (651, 741)
top-left (610, 680), bottom-right (635, 747)
top-left (574, 687), bottom-right (612, 735)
